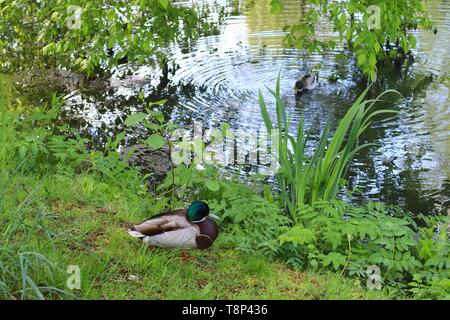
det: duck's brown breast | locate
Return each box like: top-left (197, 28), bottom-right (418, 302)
top-left (195, 217), bottom-right (219, 249)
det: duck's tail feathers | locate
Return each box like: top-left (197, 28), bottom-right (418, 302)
top-left (127, 227), bottom-right (146, 239)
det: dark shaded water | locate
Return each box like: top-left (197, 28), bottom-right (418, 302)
top-left (17, 0), bottom-right (450, 215)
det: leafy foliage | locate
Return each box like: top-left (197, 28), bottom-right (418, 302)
top-left (276, 200), bottom-right (448, 298)
top-left (156, 162), bottom-right (448, 298)
top-left (0, 0), bottom-right (216, 76)
top-left (165, 162), bottom-right (449, 298)
top-left (0, 87), bottom-right (145, 194)
top-left (409, 215), bottom-right (450, 299)
top-left (273, 0), bottom-right (433, 80)
top-left (124, 99), bottom-right (174, 151)
top-left (2, 93), bottom-right (87, 171)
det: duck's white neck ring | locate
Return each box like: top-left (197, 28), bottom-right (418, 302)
top-left (191, 217), bottom-right (206, 223)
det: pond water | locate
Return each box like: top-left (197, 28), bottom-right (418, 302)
top-left (19, 0), bottom-right (450, 215)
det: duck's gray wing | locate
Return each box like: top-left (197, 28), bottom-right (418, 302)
top-left (129, 209), bottom-right (190, 237)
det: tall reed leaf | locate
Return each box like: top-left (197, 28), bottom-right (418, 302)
top-left (259, 72), bottom-right (400, 223)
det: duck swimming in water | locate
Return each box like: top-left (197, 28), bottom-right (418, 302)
top-left (127, 201), bottom-right (219, 250)
top-left (294, 72), bottom-right (319, 96)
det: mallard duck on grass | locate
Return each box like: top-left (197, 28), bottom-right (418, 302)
top-left (127, 201), bottom-right (219, 250)
top-left (294, 71), bottom-right (319, 96)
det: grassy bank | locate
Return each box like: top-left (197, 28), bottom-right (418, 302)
top-left (0, 80), bottom-right (394, 300)
top-left (0, 170), bottom-right (390, 300)
top-left (1, 77), bottom-right (448, 300)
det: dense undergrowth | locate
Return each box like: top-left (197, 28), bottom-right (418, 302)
top-left (0, 77), bottom-right (448, 300)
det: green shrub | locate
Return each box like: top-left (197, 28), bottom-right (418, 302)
top-left (0, 0), bottom-right (217, 76)
top-left (409, 215), bottom-right (450, 299)
top-left (272, 0), bottom-right (433, 80)
top-left (275, 200), bottom-right (449, 298)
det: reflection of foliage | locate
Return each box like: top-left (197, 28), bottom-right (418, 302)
top-left (197, 2), bottom-right (226, 36)
top-left (0, 0), bottom-right (214, 77)
top-left (245, 0), bottom-right (302, 34)
top-left (271, 0), bottom-right (433, 81)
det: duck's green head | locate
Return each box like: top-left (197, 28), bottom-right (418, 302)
top-left (187, 201), bottom-right (210, 222)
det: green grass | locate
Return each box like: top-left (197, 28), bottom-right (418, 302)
top-left (0, 169), bottom-right (392, 300)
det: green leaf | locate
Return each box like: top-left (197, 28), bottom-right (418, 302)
top-left (357, 53), bottom-right (367, 66)
top-left (159, 0), bottom-right (169, 10)
top-left (145, 134), bottom-right (165, 149)
top-left (322, 252), bottom-right (347, 270)
top-left (149, 99), bottom-right (168, 106)
top-left (270, 0), bottom-right (283, 14)
top-left (258, 90), bottom-right (273, 134)
top-left (408, 34), bottom-right (417, 48)
top-left (369, 54), bottom-right (377, 67)
top-left (205, 180), bottom-right (220, 192)
top-left (374, 41), bottom-right (381, 53)
top-left (370, 70), bottom-right (377, 82)
top-left (279, 226), bottom-right (316, 246)
top-left (125, 112), bottom-right (147, 126)
top-left (324, 230), bottom-right (343, 250)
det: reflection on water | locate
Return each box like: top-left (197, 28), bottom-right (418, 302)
top-left (21, 0), bottom-right (450, 214)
